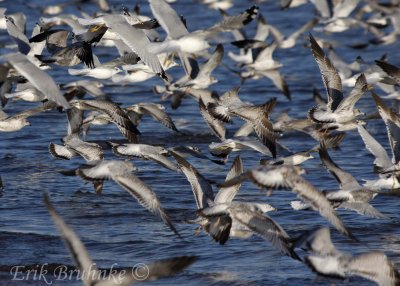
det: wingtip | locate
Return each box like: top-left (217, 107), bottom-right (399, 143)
top-left (243, 5), bottom-right (259, 25)
top-left (309, 33), bottom-right (316, 43)
top-left (43, 192), bottom-right (51, 209)
top-left (309, 33), bottom-right (324, 57)
top-left (370, 90), bottom-right (384, 108)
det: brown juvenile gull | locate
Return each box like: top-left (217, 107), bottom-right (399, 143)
top-left (49, 107), bottom-right (104, 161)
top-left (195, 157), bottom-right (285, 251)
top-left (376, 60), bottom-right (400, 85)
top-left (69, 99), bottom-right (140, 143)
top-left (44, 194), bottom-right (195, 286)
top-left (178, 155), bottom-right (281, 253)
top-left (198, 202), bottom-right (299, 260)
top-left (207, 87), bottom-right (277, 157)
top-left (189, 156), bottom-right (245, 243)
top-left (307, 34), bottom-right (369, 131)
top-left (30, 27), bottom-right (97, 68)
top-left (291, 144), bottom-right (387, 219)
top-left (199, 97), bottom-right (226, 141)
top-left (125, 102), bottom-right (179, 133)
top-left (171, 151), bottom-right (214, 210)
top-left (219, 165), bottom-right (356, 240)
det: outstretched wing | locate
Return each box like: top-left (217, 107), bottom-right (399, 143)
top-left (309, 34), bottom-right (342, 111)
top-left (114, 173), bottom-right (180, 236)
top-left (44, 194), bottom-right (99, 286)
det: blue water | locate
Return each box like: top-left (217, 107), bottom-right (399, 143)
top-left (0, 0), bottom-right (400, 285)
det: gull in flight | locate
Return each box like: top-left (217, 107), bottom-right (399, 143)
top-left (49, 107), bottom-right (104, 161)
top-left (66, 160), bottom-right (180, 236)
top-left (198, 202), bottom-right (299, 260)
top-left (125, 102), bottom-right (179, 133)
top-left (358, 91), bottom-right (400, 190)
top-left (148, 0), bottom-right (200, 78)
top-left (291, 143), bottom-right (387, 219)
top-left (61, 80), bottom-right (105, 98)
top-left (318, 144), bottom-right (387, 218)
top-left (376, 59), bottom-right (400, 87)
top-left (176, 44), bottom-right (224, 89)
top-left (69, 99), bottom-right (140, 143)
top-left (260, 151), bottom-right (314, 166)
top-left (209, 136), bottom-right (273, 158)
top-left (29, 26), bottom-right (99, 68)
top-left (194, 157), bottom-right (297, 259)
top-left (227, 13), bottom-right (269, 66)
top-left (78, 14), bottom-right (168, 80)
top-left (237, 42), bottom-right (291, 100)
top-left (44, 194), bottom-right (195, 286)
top-left (295, 227), bottom-right (400, 286)
top-left (268, 18), bottom-right (319, 49)
top-left (5, 53), bottom-right (70, 109)
top-left (109, 142), bottom-right (180, 172)
top-left (5, 15), bottom-right (30, 55)
top-left (148, 1), bottom-right (258, 55)
top-left (111, 53), bottom-right (177, 84)
top-left (0, 101), bottom-right (57, 132)
top-left (219, 165), bottom-right (356, 240)
top-left (206, 87), bottom-right (277, 157)
top-left (199, 97), bottom-right (226, 141)
top-left (4, 82), bottom-right (46, 103)
top-left (171, 151), bottom-right (214, 210)
top-left (170, 145), bottom-right (227, 165)
top-left (176, 155), bottom-right (294, 259)
top-left (68, 66), bottom-right (121, 80)
top-left (307, 34), bottom-right (369, 131)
